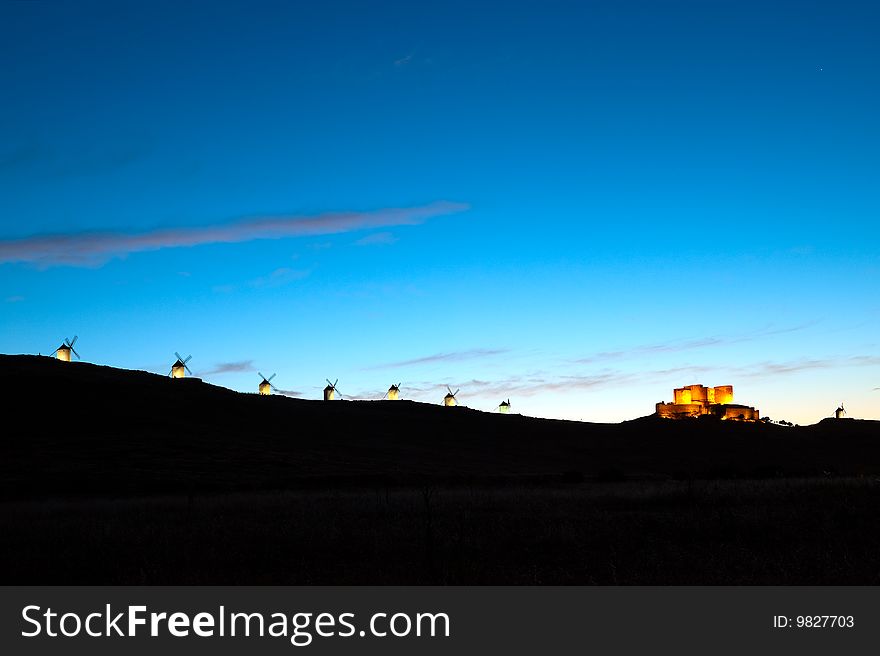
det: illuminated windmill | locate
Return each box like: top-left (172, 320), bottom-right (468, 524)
top-left (386, 383), bottom-right (402, 400)
top-left (170, 352), bottom-right (192, 378)
top-left (258, 372), bottom-right (277, 396)
top-left (324, 379), bottom-right (341, 401)
top-left (443, 385), bottom-right (459, 407)
top-left (52, 336), bottom-right (79, 362)
top-left (835, 403), bottom-right (846, 419)
top-left (499, 399), bottom-right (511, 414)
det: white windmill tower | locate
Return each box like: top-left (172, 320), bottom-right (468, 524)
top-left (386, 383), bottom-right (402, 400)
top-left (258, 372), bottom-right (278, 396)
top-left (324, 378), bottom-right (341, 401)
top-left (52, 336), bottom-right (79, 362)
top-left (499, 398), bottom-right (511, 414)
top-left (443, 385), bottom-right (459, 407)
top-left (170, 352), bottom-right (192, 379)
top-left (835, 403), bottom-right (846, 419)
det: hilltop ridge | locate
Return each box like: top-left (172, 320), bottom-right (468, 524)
top-left (1, 354), bottom-right (878, 498)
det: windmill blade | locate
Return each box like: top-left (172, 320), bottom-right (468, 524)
top-left (268, 373), bottom-right (276, 382)
top-left (184, 364), bottom-right (192, 375)
top-left (258, 371), bottom-right (266, 381)
top-left (334, 379), bottom-right (338, 388)
top-left (69, 335), bottom-right (78, 348)
top-left (326, 378), bottom-right (333, 387)
top-left (71, 346), bottom-right (80, 359)
top-left (175, 351), bottom-right (183, 362)
top-left (454, 389), bottom-right (460, 397)
top-left (183, 355), bottom-right (192, 364)
top-left (446, 385), bottom-right (453, 394)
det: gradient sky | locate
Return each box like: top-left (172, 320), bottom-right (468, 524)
top-left (1, 0), bottom-right (878, 423)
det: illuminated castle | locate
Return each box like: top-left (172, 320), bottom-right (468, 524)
top-left (655, 384), bottom-right (759, 421)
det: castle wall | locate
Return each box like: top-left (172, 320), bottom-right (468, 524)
top-left (720, 405), bottom-right (759, 421)
top-left (656, 402), bottom-right (705, 419)
top-left (713, 385), bottom-right (734, 405)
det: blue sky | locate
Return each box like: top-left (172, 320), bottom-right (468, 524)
top-left (1, 0), bottom-right (878, 423)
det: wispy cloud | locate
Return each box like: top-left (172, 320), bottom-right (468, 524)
top-left (575, 323), bottom-right (816, 364)
top-left (355, 231), bottom-right (397, 246)
top-left (344, 353), bottom-right (880, 410)
top-left (199, 360), bottom-right (255, 376)
top-left (273, 389), bottom-right (303, 398)
top-left (214, 267), bottom-right (312, 294)
top-left (5, 295), bottom-right (24, 303)
top-left (366, 348), bottom-right (509, 370)
top-left (0, 201), bottom-right (468, 268)
top-left (253, 267), bottom-right (311, 287)
top-left (355, 371), bottom-right (646, 404)
top-left (742, 355), bottom-right (880, 378)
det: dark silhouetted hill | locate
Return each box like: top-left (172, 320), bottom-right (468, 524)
top-left (1, 355), bottom-right (878, 498)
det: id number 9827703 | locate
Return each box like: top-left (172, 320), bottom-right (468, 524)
top-left (773, 616), bottom-right (854, 628)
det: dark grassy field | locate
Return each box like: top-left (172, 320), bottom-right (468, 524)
top-left (3, 478), bottom-right (880, 584)
top-left (2, 354), bottom-right (880, 584)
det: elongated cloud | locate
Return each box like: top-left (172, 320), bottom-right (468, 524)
top-left (199, 360), bottom-right (255, 376)
top-left (366, 348), bottom-right (509, 370)
top-left (0, 201), bottom-right (468, 267)
top-left (575, 323), bottom-right (816, 364)
top-left (381, 354), bottom-right (880, 404)
top-left (743, 355), bottom-right (880, 377)
top-left (273, 389), bottom-right (303, 398)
